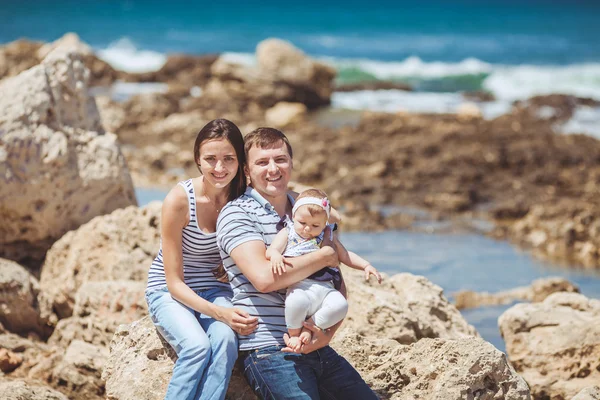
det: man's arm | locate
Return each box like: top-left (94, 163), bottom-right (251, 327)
top-left (230, 237), bottom-right (337, 293)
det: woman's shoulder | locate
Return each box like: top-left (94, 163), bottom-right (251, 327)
top-left (163, 182), bottom-right (190, 213)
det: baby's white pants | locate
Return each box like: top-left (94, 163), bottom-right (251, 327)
top-left (285, 279), bottom-right (348, 330)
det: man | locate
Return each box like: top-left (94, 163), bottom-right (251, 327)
top-left (217, 127), bottom-right (377, 399)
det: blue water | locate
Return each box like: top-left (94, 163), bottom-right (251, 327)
top-left (135, 188), bottom-right (600, 351)
top-left (2, 0), bottom-right (600, 65)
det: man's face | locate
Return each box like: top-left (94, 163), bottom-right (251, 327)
top-left (246, 141), bottom-right (292, 199)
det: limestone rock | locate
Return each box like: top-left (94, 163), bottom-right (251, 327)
top-left (454, 276), bottom-right (579, 309)
top-left (573, 387), bottom-right (600, 400)
top-left (331, 331), bottom-right (530, 399)
top-left (499, 292), bottom-right (600, 399)
top-left (40, 203), bottom-right (161, 319)
top-left (0, 39), bottom-right (43, 80)
top-left (204, 38), bottom-right (336, 110)
top-left (0, 50), bottom-right (136, 264)
top-left (0, 348), bottom-right (23, 373)
top-left (265, 102), bottom-right (307, 128)
top-left (49, 281), bottom-right (148, 348)
top-left (0, 258), bottom-right (53, 337)
top-left (0, 378), bottom-right (68, 400)
top-left (342, 270), bottom-right (478, 344)
top-left (37, 33), bottom-right (93, 60)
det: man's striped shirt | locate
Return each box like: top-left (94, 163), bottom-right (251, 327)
top-left (217, 187), bottom-right (294, 350)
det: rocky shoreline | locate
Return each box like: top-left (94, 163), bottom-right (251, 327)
top-left (1, 33), bottom-right (600, 399)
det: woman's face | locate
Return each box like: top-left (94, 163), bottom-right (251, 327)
top-left (198, 138), bottom-right (239, 189)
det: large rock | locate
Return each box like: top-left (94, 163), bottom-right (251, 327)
top-left (343, 270), bottom-right (478, 343)
top-left (0, 50), bottom-right (136, 264)
top-left (103, 272), bottom-right (482, 399)
top-left (454, 276), bottom-right (579, 309)
top-left (39, 203), bottom-right (160, 319)
top-left (573, 387), bottom-right (600, 400)
top-left (331, 331), bottom-right (530, 399)
top-left (0, 258), bottom-right (53, 337)
top-left (49, 280), bottom-right (148, 348)
top-left (204, 38), bottom-right (336, 110)
top-left (0, 378), bottom-right (68, 400)
top-left (499, 292), bottom-right (600, 399)
top-left (0, 39), bottom-right (43, 80)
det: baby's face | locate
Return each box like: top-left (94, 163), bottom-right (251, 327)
top-left (293, 206), bottom-right (328, 239)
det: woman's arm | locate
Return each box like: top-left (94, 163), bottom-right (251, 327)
top-left (162, 186), bottom-right (257, 334)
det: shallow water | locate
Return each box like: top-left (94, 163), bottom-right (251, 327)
top-left (136, 187), bottom-right (600, 352)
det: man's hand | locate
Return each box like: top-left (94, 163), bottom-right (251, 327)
top-left (281, 320), bottom-right (333, 354)
top-left (320, 226), bottom-right (339, 267)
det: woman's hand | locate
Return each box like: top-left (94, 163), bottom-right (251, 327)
top-left (364, 265), bottom-right (382, 284)
top-left (218, 307), bottom-right (258, 336)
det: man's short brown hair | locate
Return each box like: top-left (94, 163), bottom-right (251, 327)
top-left (244, 127), bottom-right (293, 159)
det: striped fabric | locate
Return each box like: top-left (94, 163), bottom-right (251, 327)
top-left (217, 187), bottom-right (294, 350)
top-left (146, 179), bottom-right (229, 293)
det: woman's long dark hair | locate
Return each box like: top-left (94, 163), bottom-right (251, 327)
top-left (193, 119), bottom-right (246, 202)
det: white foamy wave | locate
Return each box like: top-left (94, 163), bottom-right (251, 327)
top-left (326, 56), bottom-right (493, 79)
top-left (96, 37), bottom-right (167, 73)
top-left (331, 90), bottom-right (511, 119)
top-left (219, 52), bottom-right (256, 66)
top-left (484, 63), bottom-right (600, 101)
top-left (559, 106), bottom-right (600, 138)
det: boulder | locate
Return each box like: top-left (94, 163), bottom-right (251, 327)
top-left (0, 258), bottom-right (53, 337)
top-left (0, 50), bottom-right (136, 264)
top-left (573, 387), bottom-right (600, 400)
top-left (331, 331), bottom-right (530, 399)
top-left (204, 38), bottom-right (336, 110)
top-left (40, 203), bottom-right (161, 319)
top-left (37, 33), bottom-right (93, 60)
top-left (49, 281), bottom-right (147, 348)
top-left (0, 39), bottom-right (43, 80)
top-left (342, 270), bottom-right (478, 344)
top-left (0, 378), bottom-right (68, 400)
top-left (499, 292), bottom-right (600, 399)
top-left (454, 276), bottom-right (579, 309)
top-left (103, 272), bottom-right (482, 399)
top-left (265, 102), bottom-right (307, 128)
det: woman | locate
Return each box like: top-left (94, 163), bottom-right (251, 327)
top-left (145, 119), bottom-right (258, 400)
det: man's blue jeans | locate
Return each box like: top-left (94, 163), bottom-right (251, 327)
top-left (241, 345), bottom-right (378, 399)
top-left (146, 286), bottom-right (238, 400)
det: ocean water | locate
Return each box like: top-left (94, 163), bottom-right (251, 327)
top-left (136, 188), bottom-right (600, 352)
top-left (3, 0), bottom-right (600, 125)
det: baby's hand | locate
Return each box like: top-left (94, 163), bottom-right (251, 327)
top-left (364, 264), bottom-right (382, 284)
top-left (270, 253), bottom-right (287, 275)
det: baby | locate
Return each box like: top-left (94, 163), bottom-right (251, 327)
top-left (266, 188), bottom-right (382, 351)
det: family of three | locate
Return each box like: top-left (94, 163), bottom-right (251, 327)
top-left (145, 119), bottom-right (382, 400)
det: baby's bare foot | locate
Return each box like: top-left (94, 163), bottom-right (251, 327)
top-left (299, 329), bottom-right (312, 344)
top-left (287, 336), bottom-right (303, 352)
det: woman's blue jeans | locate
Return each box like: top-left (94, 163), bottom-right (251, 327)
top-left (145, 286), bottom-right (238, 400)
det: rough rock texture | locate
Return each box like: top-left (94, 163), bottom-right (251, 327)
top-left (203, 38), bottom-right (336, 110)
top-left (499, 292), bottom-right (600, 400)
top-left (103, 271), bottom-right (485, 399)
top-left (0, 258), bottom-right (53, 337)
top-left (265, 101), bottom-right (308, 128)
top-left (454, 277), bottom-right (579, 309)
top-left (573, 387), bottom-right (600, 400)
top-left (331, 331), bottom-right (530, 400)
top-left (342, 270), bottom-right (478, 343)
top-left (39, 203), bottom-right (160, 319)
top-left (49, 281), bottom-right (148, 348)
top-left (0, 378), bottom-right (69, 400)
top-left (0, 49), bottom-right (136, 265)
top-left (0, 39), bottom-right (43, 80)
